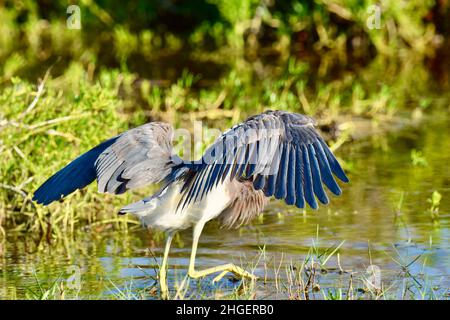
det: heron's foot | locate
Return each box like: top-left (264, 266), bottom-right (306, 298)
top-left (188, 263), bottom-right (257, 284)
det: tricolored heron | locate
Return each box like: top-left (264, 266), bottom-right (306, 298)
top-left (33, 110), bottom-right (348, 298)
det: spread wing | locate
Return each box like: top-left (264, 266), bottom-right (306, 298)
top-left (180, 110), bottom-right (348, 210)
top-left (33, 122), bottom-right (178, 205)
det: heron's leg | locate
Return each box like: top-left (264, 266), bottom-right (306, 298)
top-left (187, 222), bottom-right (256, 283)
top-left (159, 232), bottom-right (173, 299)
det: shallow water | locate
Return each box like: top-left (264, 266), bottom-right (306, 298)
top-left (1, 110), bottom-right (449, 299)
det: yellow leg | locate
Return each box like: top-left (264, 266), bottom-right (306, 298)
top-left (159, 232), bottom-right (173, 299)
top-left (187, 222), bottom-right (256, 283)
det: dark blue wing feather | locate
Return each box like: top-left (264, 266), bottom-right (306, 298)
top-left (274, 144), bottom-right (289, 200)
top-left (319, 139), bottom-right (349, 183)
top-left (264, 172), bottom-right (277, 197)
top-left (33, 138), bottom-right (118, 205)
top-left (313, 141), bottom-right (341, 195)
top-left (253, 174), bottom-right (265, 190)
top-left (307, 144), bottom-right (329, 205)
top-left (301, 145), bottom-right (318, 209)
top-left (295, 146), bottom-right (305, 208)
top-left (285, 143), bottom-right (296, 205)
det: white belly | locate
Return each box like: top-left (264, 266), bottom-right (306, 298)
top-left (134, 181), bottom-right (233, 233)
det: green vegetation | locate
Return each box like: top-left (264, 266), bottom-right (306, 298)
top-left (1, 0), bottom-right (448, 79)
top-left (0, 0), bottom-right (449, 300)
top-left (1, 56), bottom-right (447, 235)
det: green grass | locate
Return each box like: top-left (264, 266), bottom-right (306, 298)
top-left (0, 68), bottom-right (139, 236)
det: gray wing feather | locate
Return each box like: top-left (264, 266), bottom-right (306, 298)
top-left (33, 122), bottom-right (176, 205)
top-left (94, 122), bottom-right (175, 193)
